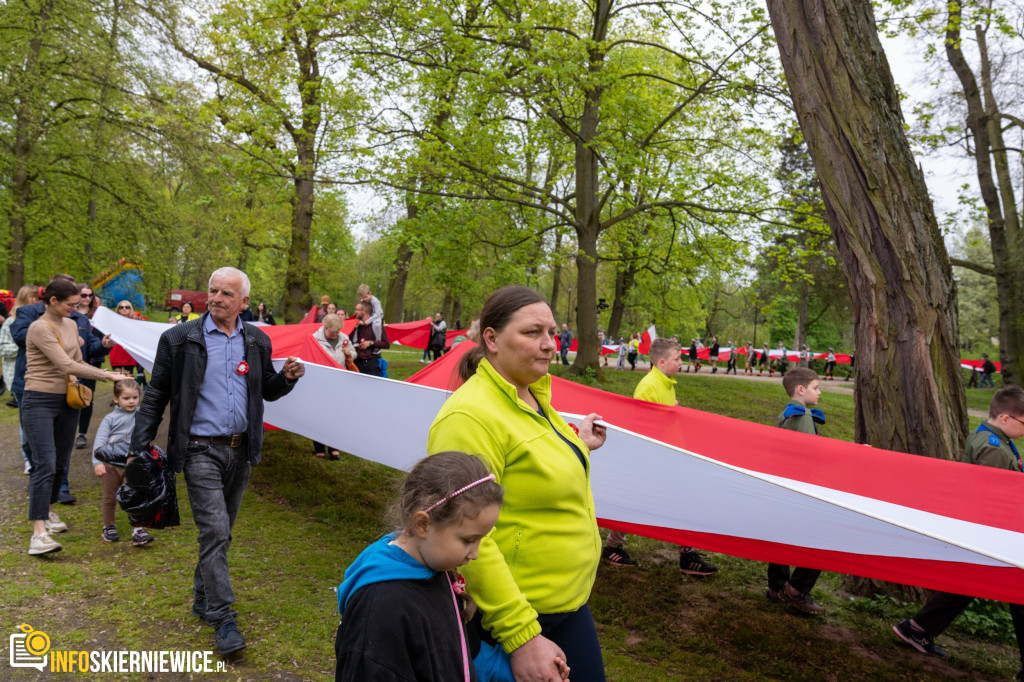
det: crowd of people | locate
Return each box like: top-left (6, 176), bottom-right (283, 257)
top-left (6, 271), bottom-right (1021, 680)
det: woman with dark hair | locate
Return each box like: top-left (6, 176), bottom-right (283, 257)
top-left (256, 301), bottom-right (276, 325)
top-left (427, 285), bottom-right (608, 682)
top-left (169, 300), bottom-right (200, 325)
top-left (22, 279), bottom-right (129, 554)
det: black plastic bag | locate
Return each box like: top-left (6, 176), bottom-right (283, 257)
top-left (116, 444), bottom-right (180, 529)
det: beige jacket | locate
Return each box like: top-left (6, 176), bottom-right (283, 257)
top-left (25, 310), bottom-right (110, 394)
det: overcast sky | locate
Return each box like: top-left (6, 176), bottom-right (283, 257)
top-left (880, 34), bottom-right (976, 221)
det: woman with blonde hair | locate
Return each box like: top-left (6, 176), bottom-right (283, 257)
top-left (1, 285), bottom-right (41, 474)
top-left (109, 301), bottom-right (146, 386)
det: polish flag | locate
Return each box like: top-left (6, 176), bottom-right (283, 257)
top-left (93, 308), bottom-right (1024, 603)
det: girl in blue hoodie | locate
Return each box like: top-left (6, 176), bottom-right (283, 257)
top-left (335, 452), bottom-right (506, 682)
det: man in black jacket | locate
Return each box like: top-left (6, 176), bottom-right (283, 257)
top-left (132, 267), bottom-right (304, 656)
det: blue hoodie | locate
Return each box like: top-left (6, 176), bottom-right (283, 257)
top-left (335, 533), bottom-right (512, 682)
top-left (336, 533), bottom-right (434, 615)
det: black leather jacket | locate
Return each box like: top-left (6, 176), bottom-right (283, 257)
top-left (131, 313), bottom-right (295, 472)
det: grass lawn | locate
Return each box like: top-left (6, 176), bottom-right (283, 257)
top-left (0, 351), bottom-right (1015, 680)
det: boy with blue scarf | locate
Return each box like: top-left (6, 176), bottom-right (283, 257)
top-left (767, 367), bottom-right (826, 614)
top-left (893, 387), bottom-right (1024, 679)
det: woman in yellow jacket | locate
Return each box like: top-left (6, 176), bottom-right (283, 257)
top-left (427, 286), bottom-right (607, 682)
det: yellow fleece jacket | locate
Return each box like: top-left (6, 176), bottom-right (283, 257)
top-left (427, 358), bottom-right (601, 654)
top-left (633, 366), bottom-right (677, 405)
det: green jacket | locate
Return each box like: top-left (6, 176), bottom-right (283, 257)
top-left (427, 358), bottom-right (601, 654)
top-left (634, 366), bottom-right (677, 405)
top-left (776, 401), bottom-right (818, 435)
top-left (962, 423), bottom-right (1021, 472)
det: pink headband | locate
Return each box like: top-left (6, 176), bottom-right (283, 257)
top-left (424, 474), bottom-right (496, 513)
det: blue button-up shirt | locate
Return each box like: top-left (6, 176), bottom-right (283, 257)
top-left (190, 315), bottom-right (248, 436)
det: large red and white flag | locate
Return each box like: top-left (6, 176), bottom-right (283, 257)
top-left (94, 309), bottom-right (1024, 603)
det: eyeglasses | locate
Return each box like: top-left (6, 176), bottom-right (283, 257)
top-left (117, 305), bottom-right (131, 310)
top-left (80, 293), bottom-right (93, 298)
top-left (1008, 415), bottom-right (1024, 427)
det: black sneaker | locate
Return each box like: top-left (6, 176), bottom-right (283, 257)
top-left (215, 621), bottom-right (247, 656)
top-left (679, 550), bottom-right (718, 576)
top-left (601, 545), bottom-right (638, 567)
top-left (74, 434), bottom-right (88, 449)
top-left (780, 584), bottom-right (824, 614)
top-left (892, 619), bottom-right (945, 656)
top-left (131, 528), bottom-right (154, 546)
top-left (57, 492), bottom-right (76, 505)
top-left (101, 525), bottom-right (119, 542)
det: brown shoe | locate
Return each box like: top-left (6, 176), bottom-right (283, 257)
top-left (780, 583), bottom-right (823, 614)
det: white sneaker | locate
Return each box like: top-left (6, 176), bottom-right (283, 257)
top-left (28, 532), bottom-right (62, 555)
top-left (46, 511), bottom-right (68, 533)
top-left (23, 461), bottom-right (31, 475)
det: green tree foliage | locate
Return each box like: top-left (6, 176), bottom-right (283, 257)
top-left (951, 223), bottom-right (999, 355)
top-left (755, 133), bottom-right (852, 351)
top-left (141, 0), bottom-right (364, 319)
top-left (880, 0), bottom-right (1024, 384)
top-left (355, 0), bottom-right (788, 368)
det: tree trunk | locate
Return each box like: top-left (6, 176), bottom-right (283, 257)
top-left (767, 0), bottom-right (968, 596)
top-left (441, 288), bottom-right (453, 323)
top-left (283, 154), bottom-right (314, 322)
top-left (84, 0), bottom-right (122, 268)
top-left (281, 34), bottom-right (322, 323)
top-left (607, 262), bottom-right (637, 341)
top-left (385, 196), bottom-right (416, 324)
top-left (568, 0), bottom-right (609, 374)
top-left (451, 298), bottom-right (462, 328)
top-left (793, 280), bottom-right (809, 351)
top-left (549, 230), bottom-right (563, 317)
top-left (944, 12), bottom-right (1024, 387)
top-left (6, 0), bottom-right (54, 290)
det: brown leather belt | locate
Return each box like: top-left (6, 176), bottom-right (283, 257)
top-left (189, 434), bottom-right (247, 447)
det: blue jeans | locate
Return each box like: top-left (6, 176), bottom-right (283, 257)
top-left (183, 441), bottom-right (252, 628)
top-left (980, 373), bottom-right (995, 388)
top-left (768, 563), bottom-right (820, 594)
top-left (561, 349), bottom-right (570, 365)
top-left (537, 604), bottom-right (605, 681)
top-left (14, 390), bottom-right (31, 466)
top-left (22, 391), bottom-right (78, 520)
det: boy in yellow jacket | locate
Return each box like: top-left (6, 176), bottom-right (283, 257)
top-left (602, 338), bottom-right (720, 576)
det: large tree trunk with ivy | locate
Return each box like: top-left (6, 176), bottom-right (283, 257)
top-left (767, 0), bottom-right (968, 598)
